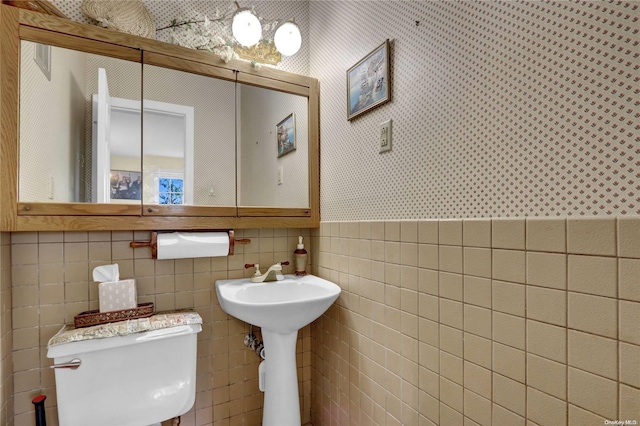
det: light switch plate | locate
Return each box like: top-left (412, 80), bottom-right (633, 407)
top-left (277, 166), bottom-right (284, 185)
top-left (379, 119), bottom-right (392, 153)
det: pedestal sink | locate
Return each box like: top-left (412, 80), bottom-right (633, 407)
top-left (215, 274), bottom-right (340, 426)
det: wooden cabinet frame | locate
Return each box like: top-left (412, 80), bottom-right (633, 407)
top-left (0, 5), bottom-right (319, 231)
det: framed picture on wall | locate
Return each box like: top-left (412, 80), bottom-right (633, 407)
top-left (347, 39), bottom-right (391, 121)
top-left (277, 113), bottom-right (296, 157)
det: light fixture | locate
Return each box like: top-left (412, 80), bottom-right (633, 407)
top-left (231, 6), bottom-right (262, 47)
top-left (273, 20), bottom-right (301, 56)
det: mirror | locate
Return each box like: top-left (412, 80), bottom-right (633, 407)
top-left (142, 64), bottom-right (235, 207)
top-left (237, 83), bottom-right (309, 208)
top-left (18, 40), bottom-right (312, 215)
top-left (18, 40), bottom-right (141, 205)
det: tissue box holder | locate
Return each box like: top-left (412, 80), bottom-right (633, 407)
top-left (99, 279), bottom-right (137, 312)
top-left (73, 303), bottom-right (154, 328)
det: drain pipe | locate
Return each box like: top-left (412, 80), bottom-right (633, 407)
top-left (32, 395), bottom-right (46, 426)
top-left (244, 325), bottom-right (266, 359)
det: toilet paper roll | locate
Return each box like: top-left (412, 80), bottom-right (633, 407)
top-left (156, 231), bottom-right (230, 260)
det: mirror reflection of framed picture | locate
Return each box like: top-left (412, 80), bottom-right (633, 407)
top-left (34, 43), bottom-right (51, 81)
top-left (110, 170), bottom-right (141, 200)
top-left (277, 113), bottom-right (296, 157)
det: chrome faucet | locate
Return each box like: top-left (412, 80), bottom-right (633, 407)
top-left (245, 261), bottom-right (290, 283)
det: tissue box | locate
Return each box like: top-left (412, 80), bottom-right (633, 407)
top-left (99, 279), bottom-right (137, 313)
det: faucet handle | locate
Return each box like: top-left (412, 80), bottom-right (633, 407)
top-left (245, 263), bottom-right (261, 275)
top-left (280, 261), bottom-right (290, 266)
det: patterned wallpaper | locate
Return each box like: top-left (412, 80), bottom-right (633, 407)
top-left (310, 1), bottom-right (639, 220)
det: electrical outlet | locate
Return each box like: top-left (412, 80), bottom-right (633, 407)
top-left (379, 119), bottom-right (392, 153)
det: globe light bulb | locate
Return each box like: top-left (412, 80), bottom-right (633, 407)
top-left (274, 20), bottom-right (301, 56)
top-left (232, 8), bottom-right (262, 47)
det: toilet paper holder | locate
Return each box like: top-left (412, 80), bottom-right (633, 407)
top-left (129, 230), bottom-right (250, 258)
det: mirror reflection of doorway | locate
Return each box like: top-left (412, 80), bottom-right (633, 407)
top-left (92, 68), bottom-right (194, 204)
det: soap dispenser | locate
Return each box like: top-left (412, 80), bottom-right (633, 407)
top-left (294, 236), bottom-right (308, 276)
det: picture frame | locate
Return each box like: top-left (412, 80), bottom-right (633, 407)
top-left (276, 113), bottom-right (296, 157)
top-left (34, 42), bottom-right (51, 81)
top-left (110, 170), bottom-right (142, 200)
top-left (347, 39), bottom-right (391, 121)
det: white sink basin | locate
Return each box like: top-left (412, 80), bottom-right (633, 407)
top-left (215, 274), bottom-right (340, 333)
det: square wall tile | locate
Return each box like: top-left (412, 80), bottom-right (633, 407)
top-left (527, 286), bottom-right (566, 327)
top-left (385, 221), bottom-right (401, 242)
top-left (440, 377), bottom-right (463, 412)
top-left (418, 220), bottom-right (439, 244)
top-left (400, 243), bottom-right (418, 267)
top-left (493, 373), bottom-right (525, 416)
top-left (440, 401), bottom-right (463, 424)
top-left (492, 404), bottom-right (525, 426)
top-left (618, 217), bottom-right (640, 258)
top-left (439, 246), bottom-right (463, 274)
top-left (439, 272), bottom-right (463, 301)
top-left (419, 293), bottom-right (439, 322)
top-left (568, 292), bottom-right (617, 338)
top-left (464, 361), bottom-right (491, 399)
top-left (439, 325), bottom-right (463, 358)
top-left (464, 305), bottom-right (492, 339)
top-left (568, 404), bottom-right (607, 426)
top-left (567, 218), bottom-right (616, 256)
top-left (418, 318), bottom-right (440, 348)
top-left (400, 221), bottom-right (418, 243)
top-left (439, 299), bottom-right (463, 330)
top-left (526, 218), bottom-right (566, 253)
top-left (568, 255), bottom-right (617, 297)
top-left (371, 222), bottom-right (385, 240)
top-left (418, 244), bottom-right (439, 270)
top-left (493, 342), bottom-right (525, 383)
top-left (619, 300), bottom-right (640, 345)
top-left (527, 252), bottom-right (567, 290)
top-left (492, 280), bottom-right (525, 317)
top-left (464, 248), bottom-right (492, 279)
top-left (463, 389), bottom-right (491, 426)
top-left (462, 219), bottom-right (491, 248)
top-left (418, 269), bottom-right (439, 296)
top-left (619, 342), bottom-right (640, 388)
top-left (492, 312), bottom-right (525, 350)
top-left (620, 384), bottom-right (640, 420)
top-left (568, 367), bottom-right (617, 419)
top-left (492, 218), bottom-right (525, 250)
top-left (439, 220), bottom-right (462, 246)
top-left (527, 320), bottom-right (566, 364)
top-left (440, 351), bottom-right (463, 385)
top-left (568, 330), bottom-right (617, 380)
top-left (527, 387), bottom-right (567, 426)
top-left (464, 334), bottom-right (492, 370)
top-left (619, 258), bottom-right (640, 302)
top-left (492, 250), bottom-right (525, 283)
top-left (527, 354), bottom-right (566, 399)
top-left (463, 276), bottom-right (491, 309)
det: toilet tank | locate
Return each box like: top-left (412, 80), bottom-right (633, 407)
top-left (47, 323), bottom-right (201, 426)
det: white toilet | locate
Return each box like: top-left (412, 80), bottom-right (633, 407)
top-left (47, 317), bottom-right (201, 426)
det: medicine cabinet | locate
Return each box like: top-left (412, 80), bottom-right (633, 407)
top-left (0, 5), bottom-right (319, 231)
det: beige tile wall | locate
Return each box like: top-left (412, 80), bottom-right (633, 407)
top-left (310, 218), bottom-right (640, 426)
top-left (9, 229), bottom-right (311, 426)
top-left (1, 233), bottom-right (13, 426)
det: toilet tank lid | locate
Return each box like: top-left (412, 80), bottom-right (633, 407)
top-left (47, 310), bottom-right (202, 351)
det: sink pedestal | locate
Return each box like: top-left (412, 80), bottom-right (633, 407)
top-left (261, 329), bottom-right (300, 426)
